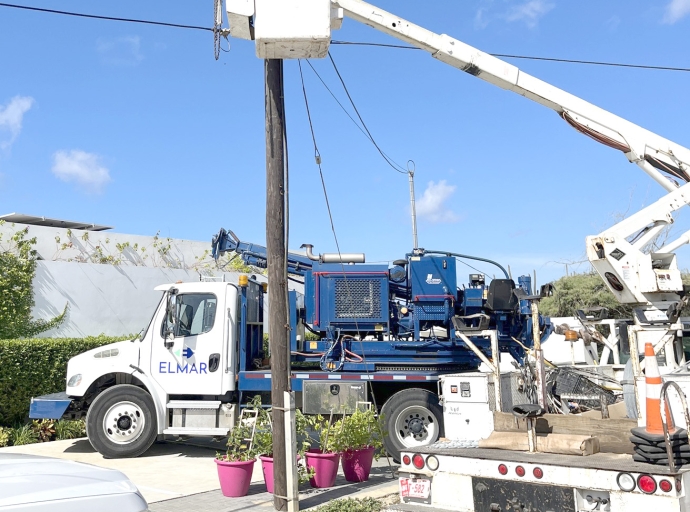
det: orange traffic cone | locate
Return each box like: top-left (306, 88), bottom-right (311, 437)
top-left (643, 342), bottom-right (675, 435)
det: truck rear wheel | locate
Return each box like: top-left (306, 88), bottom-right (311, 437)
top-left (86, 384), bottom-right (157, 458)
top-left (381, 388), bottom-right (444, 462)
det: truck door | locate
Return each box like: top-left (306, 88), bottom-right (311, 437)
top-left (150, 284), bottom-right (226, 395)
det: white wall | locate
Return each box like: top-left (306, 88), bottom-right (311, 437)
top-left (32, 260), bottom-right (257, 337)
top-left (0, 222), bottom-right (218, 272)
top-left (0, 221), bottom-right (296, 338)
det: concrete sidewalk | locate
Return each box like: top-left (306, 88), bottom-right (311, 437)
top-left (0, 438), bottom-right (226, 503)
top-left (0, 438), bottom-right (399, 509)
top-left (149, 465), bottom-right (399, 512)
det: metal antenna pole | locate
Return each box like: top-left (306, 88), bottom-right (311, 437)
top-left (408, 162), bottom-right (418, 250)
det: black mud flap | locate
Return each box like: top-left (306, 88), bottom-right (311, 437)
top-left (472, 477), bottom-right (575, 512)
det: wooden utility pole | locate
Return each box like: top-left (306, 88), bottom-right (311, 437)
top-left (265, 58), bottom-right (289, 511)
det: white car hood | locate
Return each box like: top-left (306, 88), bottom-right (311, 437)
top-left (0, 454), bottom-right (144, 508)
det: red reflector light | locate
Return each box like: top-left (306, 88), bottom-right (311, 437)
top-left (498, 464), bottom-right (508, 475)
top-left (533, 467), bottom-right (543, 479)
top-left (402, 455), bottom-right (411, 465)
top-left (637, 474), bottom-right (657, 494)
top-left (515, 466), bottom-right (525, 477)
top-left (677, 478), bottom-right (682, 492)
top-left (659, 479), bottom-right (673, 493)
top-left (412, 454), bottom-right (425, 470)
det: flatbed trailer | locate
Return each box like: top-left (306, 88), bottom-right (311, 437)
top-left (396, 444), bottom-right (690, 511)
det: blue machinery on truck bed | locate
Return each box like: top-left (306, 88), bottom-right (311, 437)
top-left (211, 228), bottom-right (549, 392)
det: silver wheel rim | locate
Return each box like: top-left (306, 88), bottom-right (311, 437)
top-left (393, 405), bottom-right (439, 448)
top-left (102, 401), bottom-right (145, 445)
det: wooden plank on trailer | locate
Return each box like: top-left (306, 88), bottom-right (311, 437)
top-left (493, 412), bottom-right (636, 445)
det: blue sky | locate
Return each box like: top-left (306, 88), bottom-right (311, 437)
top-left (1, 0), bottom-right (690, 286)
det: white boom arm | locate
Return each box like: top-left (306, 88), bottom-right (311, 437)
top-left (331, 0), bottom-right (690, 193)
top-left (225, 0), bottom-right (690, 308)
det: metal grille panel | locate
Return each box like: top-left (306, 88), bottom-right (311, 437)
top-left (415, 304), bottom-right (446, 320)
top-left (335, 279), bottom-right (381, 319)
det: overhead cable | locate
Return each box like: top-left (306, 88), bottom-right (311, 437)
top-left (327, 53), bottom-right (408, 174)
top-left (2, 3), bottom-right (688, 73)
top-left (0, 2), bottom-right (212, 31)
top-left (303, 59), bottom-right (407, 175)
top-left (331, 41), bottom-right (690, 73)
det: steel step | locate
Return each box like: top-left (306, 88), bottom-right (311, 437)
top-left (166, 400), bottom-right (221, 409)
top-left (163, 427), bottom-right (229, 436)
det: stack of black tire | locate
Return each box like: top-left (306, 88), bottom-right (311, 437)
top-left (630, 427), bottom-right (690, 466)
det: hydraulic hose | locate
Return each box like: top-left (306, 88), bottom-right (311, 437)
top-left (423, 250), bottom-right (509, 279)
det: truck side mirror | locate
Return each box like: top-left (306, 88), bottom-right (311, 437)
top-left (164, 330), bottom-right (175, 349)
top-left (164, 288), bottom-right (178, 348)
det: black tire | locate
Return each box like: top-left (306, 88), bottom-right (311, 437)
top-left (381, 388), bottom-right (444, 462)
top-left (86, 384), bottom-right (157, 458)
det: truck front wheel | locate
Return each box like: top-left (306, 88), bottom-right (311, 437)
top-left (381, 388), bottom-right (444, 462)
top-left (86, 384), bottom-right (157, 458)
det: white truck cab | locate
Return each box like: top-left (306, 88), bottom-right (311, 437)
top-left (56, 281), bottom-right (241, 458)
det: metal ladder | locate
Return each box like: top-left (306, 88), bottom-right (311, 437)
top-left (238, 408), bottom-right (259, 452)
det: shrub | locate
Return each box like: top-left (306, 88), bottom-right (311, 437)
top-left (0, 224), bottom-right (66, 339)
top-left (0, 335), bottom-right (131, 426)
top-left (316, 498), bottom-right (383, 512)
top-left (0, 427), bottom-right (9, 447)
top-left (10, 424), bottom-right (39, 446)
top-left (538, 272), bottom-right (633, 319)
top-left (31, 419), bottom-right (56, 442)
top-left (55, 419), bottom-right (86, 440)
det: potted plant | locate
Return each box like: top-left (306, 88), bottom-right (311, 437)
top-left (338, 407), bottom-right (386, 482)
top-left (248, 396), bottom-right (312, 494)
top-left (215, 421), bottom-right (257, 497)
top-left (304, 414), bottom-right (345, 488)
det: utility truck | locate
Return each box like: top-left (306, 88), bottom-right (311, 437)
top-left (31, 229), bottom-right (542, 459)
top-left (213, 0), bottom-right (690, 509)
top-left (30, 8), bottom-right (690, 500)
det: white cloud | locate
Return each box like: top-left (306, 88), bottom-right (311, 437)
top-left (474, 8), bottom-right (490, 29)
top-left (605, 15), bottom-right (621, 31)
top-left (0, 96), bottom-right (34, 150)
top-left (51, 150), bottom-right (111, 193)
top-left (505, 0), bottom-right (554, 28)
top-left (663, 0), bottom-right (690, 23)
top-left (97, 36), bottom-right (144, 66)
top-left (416, 180), bottom-right (460, 223)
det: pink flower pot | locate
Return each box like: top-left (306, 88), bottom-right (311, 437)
top-left (260, 455), bottom-right (301, 493)
top-left (305, 449), bottom-right (340, 488)
top-left (341, 446), bottom-right (376, 482)
top-left (215, 458), bottom-right (256, 497)
top-left (260, 456), bottom-right (276, 494)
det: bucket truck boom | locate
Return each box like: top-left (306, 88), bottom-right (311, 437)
top-left (225, 0), bottom-right (690, 315)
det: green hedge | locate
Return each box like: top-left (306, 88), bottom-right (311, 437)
top-left (0, 335), bottom-right (131, 427)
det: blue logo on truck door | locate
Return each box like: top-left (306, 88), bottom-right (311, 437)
top-left (173, 347), bottom-right (195, 358)
top-left (159, 362), bottom-right (208, 374)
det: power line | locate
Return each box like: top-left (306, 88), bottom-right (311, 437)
top-left (327, 53), bottom-right (408, 174)
top-left (303, 59), bottom-right (408, 174)
top-left (0, 2), bottom-right (212, 31)
top-left (2, 2), bottom-right (688, 74)
top-left (331, 41), bottom-right (690, 73)
top-left (495, 53), bottom-right (690, 73)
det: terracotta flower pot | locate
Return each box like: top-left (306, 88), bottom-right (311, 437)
top-left (341, 446), bottom-right (376, 482)
top-left (305, 449), bottom-right (340, 488)
top-left (215, 457), bottom-right (255, 497)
